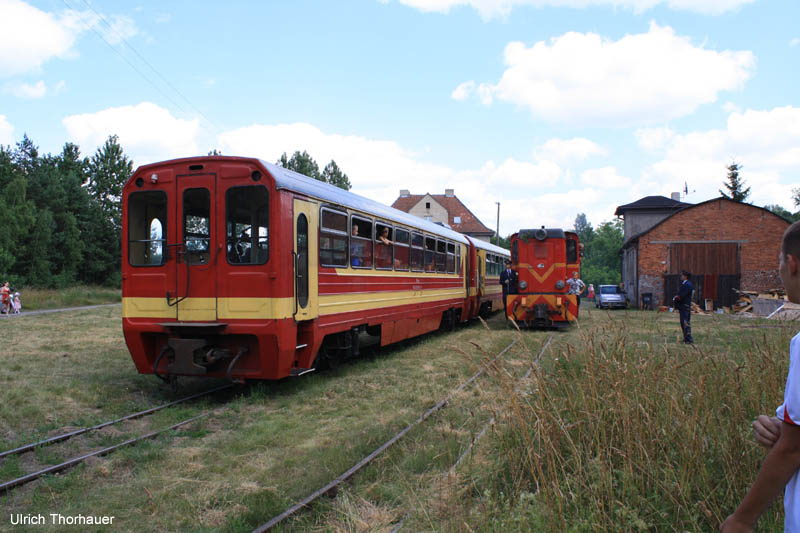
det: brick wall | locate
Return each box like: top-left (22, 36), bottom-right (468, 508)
top-left (636, 199), bottom-right (789, 304)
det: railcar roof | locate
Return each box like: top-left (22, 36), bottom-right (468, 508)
top-left (260, 159), bottom-right (474, 244)
top-left (471, 238), bottom-right (510, 256)
top-left (517, 228), bottom-right (566, 240)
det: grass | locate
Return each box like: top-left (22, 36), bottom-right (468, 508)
top-left (9, 285), bottom-right (120, 311)
top-left (0, 303), bottom-right (796, 532)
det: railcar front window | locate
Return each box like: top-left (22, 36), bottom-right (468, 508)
top-left (128, 191), bottom-right (167, 266)
top-left (183, 188), bottom-right (211, 265)
top-left (226, 186), bottom-right (269, 265)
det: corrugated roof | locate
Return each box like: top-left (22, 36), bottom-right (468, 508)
top-left (391, 193), bottom-right (494, 235)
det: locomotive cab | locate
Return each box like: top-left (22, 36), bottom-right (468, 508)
top-left (506, 227), bottom-right (581, 328)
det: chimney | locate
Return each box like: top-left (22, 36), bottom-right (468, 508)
top-left (399, 189), bottom-right (410, 197)
top-left (445, 188), bottom-right (454, 197)
top-left (671, 192), bottom-right (681, 201)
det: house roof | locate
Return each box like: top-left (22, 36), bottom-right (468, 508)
top-left (614, 195), bottom-right (690, 216)
top-left (391, 193), bottom-right (495, 235)
top-left (621, 196), bottom-right (791, 249)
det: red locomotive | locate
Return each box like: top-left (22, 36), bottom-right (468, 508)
top-left (505, 227), bottom-right (581, 328)
top-left (121, 156), bottom-right (509, 381)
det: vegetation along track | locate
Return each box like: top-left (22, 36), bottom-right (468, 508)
top-left (251, 336), bottom-right (552, 532)
top-left (0, 383), bottom-right (235, 494)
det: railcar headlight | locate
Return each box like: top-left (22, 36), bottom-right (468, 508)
top-left (519, 280), bottom-right (527, 290)
top-left (555, 280), bottom-right (565, 290)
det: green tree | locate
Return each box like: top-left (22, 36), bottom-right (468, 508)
top-left (277, 151), bottom-right (320, 180)
top-left (765, 204), bottom-right (800, 222)
top-left (573, 213), bottom-right (595, 247)
top-left (574, 215), bottom-right (623, 286)
top-left (719, 161), bottom-right (750, 202)
top-left (793, 187), bottom-right (800, 208)
top-left (321, 160), bottom-right (351, 190)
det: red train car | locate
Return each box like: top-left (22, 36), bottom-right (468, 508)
top-left (121, 156), bottom-right (509, 381)
top-left (505, 227), bottom-right (581, 328)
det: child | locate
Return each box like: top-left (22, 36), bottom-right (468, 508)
top-left (12, 292), bottom-right (20, 314)
top-left (721, 220), bottom-right (800, 532)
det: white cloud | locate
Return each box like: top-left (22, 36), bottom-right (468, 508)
top-left (639, 106), bottom-right (800, 211)
top-left (0, 115), bottom-right (14, 146)
top-left (635, 126), bottom-right (675, 151)
top-left (0, 0), bottom-right (138, 77)
top-left (722, 101), bottom-right (741, 114)
top-left (395, 0), bottom-right (754, 19)
top-left (63, 102), bottom-right (200, 166)
top-left (451, 80), bottom-right (475, 101)
top-left (534, 137), bottom-right (606, 163)
top-left (791, 38), bottom-right (800, 47)
top-left (580, 166), bottom-right (631, 188)
top-left (455, 23), bottom-right (755, 127)
top-left (4, 79), bottom-right (47, 98)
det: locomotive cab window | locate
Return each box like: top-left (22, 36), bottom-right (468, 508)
top-left (320, 208), bottom-right (348, 267)
top-left (226, 186), bottom-right (268, 265)
top-left (183, 188), bottom-right (211, 265)
top-left (566, 239), bottom-right (578, 263)
top-left (128, 191), bottom-right (167, 266)
top-left (351, 216), bottom-right (373, 268)
top-left (410, 232), bottom-right (424, 271)
top-left (375, 222), bottom-right (393, 270)
top-left (394, 228), bottom-right (410, 271)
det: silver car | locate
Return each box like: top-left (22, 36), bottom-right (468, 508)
top-left (595, 285), bottom-right (627, 309)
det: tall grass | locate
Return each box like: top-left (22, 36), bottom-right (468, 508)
top-left (477, 317), bottom-right (793, 531)
top-left (14, 285), bottom-right (120, 310)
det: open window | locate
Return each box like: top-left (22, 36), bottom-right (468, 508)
top-left (566, 239), bottom-right (578, 263)
top-left (128, 191), bottom-right (167, 266)
top-left (226, 186), bottom-right (268, 265)
top-left (375, 222), bottom-right (393, 270)
top-left (410, 232), bottom-right (424, 271)
top-left (351, 216), bottom-right (373, 268)
top-left (394, 228), bottom-right (410, 271)
top-left (320, 208), bottom-right (348, 267)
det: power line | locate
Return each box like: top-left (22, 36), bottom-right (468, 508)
top-left (61, 0), bottom-right (220, 136)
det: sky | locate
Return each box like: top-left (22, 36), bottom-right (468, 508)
top-left (1, 0), bottom-right (798, 236)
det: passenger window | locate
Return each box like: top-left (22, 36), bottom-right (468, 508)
top-left (424, 236), bottom-right (436, 272)
top-left (351, 216), bottom-right (373, 268)
top-left (320, 208), bottom-right (348, 267)
top-left (375, 222), bottom-right (393, 270)
top-left (128, 191), bottom-right (167, 266)
top-left (446, 242), bottom-right (455, 273)
top-left (394, 228), bottom-right (410, 271)
top-left (226, 186), bottom-right (268, 265)
top-left (410, 232), bottom-right (424, 271)
top-left (435, 240), bottom-right (446, 273)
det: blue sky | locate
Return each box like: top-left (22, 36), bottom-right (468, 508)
top-left (1, 0), bottom-right (798, 235)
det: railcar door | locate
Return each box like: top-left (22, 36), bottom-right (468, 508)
top-left (175, 173), bottom-right (217, 321)
top-left (293, 198), bottom-right (319, 320)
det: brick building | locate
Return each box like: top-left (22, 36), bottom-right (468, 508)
top-left (391, 189), bottom-right (495, 241)
top-left (618, 197), bottom-right (790, 308)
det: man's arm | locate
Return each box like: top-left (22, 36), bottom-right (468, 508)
top-left (721, 421), bottom-right (800, 531)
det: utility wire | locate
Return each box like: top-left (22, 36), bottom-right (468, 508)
top-left (61, 0), bottom-right (220, 136)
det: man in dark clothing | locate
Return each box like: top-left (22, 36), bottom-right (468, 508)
top-left (673, 269), bottom-right (694, 344)
top-left (499, 259), bottom-right (518, 318)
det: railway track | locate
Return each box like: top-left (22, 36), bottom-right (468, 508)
top-left (252, 337), bottom-right (530, 532)
top-left (0, 383), bottom-right (235, 494)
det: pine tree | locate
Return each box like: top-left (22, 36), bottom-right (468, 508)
top-left (321, 160), bottom-right (351, 190)
top-left (719, 162), bottom-right (750, 202)
top-left (276, 151), bottom-right (320, 180)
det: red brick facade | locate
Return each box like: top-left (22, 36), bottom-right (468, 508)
top-left (631, 198), bottom-right (789, 306)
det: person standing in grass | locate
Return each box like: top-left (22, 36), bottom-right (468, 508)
top-left (673, 270), bottom-right (694, 344)
top-left (721, 220), bottom-right (800, 533)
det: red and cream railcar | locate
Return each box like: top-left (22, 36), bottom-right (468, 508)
top-left (506, 227), bottom-right (581, 328)
top-left (121, 156), bottom-right (509, 381)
